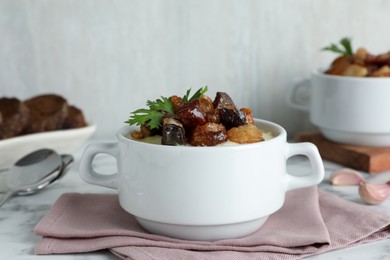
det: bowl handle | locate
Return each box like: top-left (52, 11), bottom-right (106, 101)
top-left (286, 78), bottom-right (311, 111)
top-left (79, 142), bottom-right (119, 189)
top-left (284, 142), bottom-right (324, 191)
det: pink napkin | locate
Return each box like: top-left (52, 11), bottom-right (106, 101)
top-left (34, 187), bottom-right (390, 259)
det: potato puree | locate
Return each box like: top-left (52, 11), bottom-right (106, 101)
top-left (132, 131), bottom-right (274, 146)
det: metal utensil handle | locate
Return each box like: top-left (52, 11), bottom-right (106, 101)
top-left (0, 190), bottom-right (17, 208)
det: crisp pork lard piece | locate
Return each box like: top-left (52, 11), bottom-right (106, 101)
top-left (176, 99), bottom-right (207, 128)
top-left (218, 108), bottom-right (247, 130)
top-left (190, 122), bottom-right (227, 146)
top-left (162, 117), bottom-right (186, 146)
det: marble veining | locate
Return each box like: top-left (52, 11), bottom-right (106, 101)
top-left (0, 145), bottom-right (389, 259)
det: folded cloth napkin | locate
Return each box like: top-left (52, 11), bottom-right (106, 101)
top-left (34, 187), bottom-right (390, 259)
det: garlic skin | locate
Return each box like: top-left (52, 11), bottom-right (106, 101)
top-left (358, 181), bottom-right (390, 205)
top-left (330, 168), bottom-right (365, 186)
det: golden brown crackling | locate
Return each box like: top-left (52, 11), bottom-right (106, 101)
top-left (0, 97), bottom-right (29, 139)
top-left (23, 94), bottom-right (68, 133)
top-left (62, 105), bottom-right (87, 129)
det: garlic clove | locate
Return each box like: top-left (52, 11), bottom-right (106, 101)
top-left (330, 168), bottom-right (365, 186)
top-left (358, 181), bottom-right (390, 205)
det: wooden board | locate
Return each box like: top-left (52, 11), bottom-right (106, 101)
top-left (295, 131), bottom-right (390, 173)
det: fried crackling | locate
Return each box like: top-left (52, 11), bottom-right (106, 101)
top-left (176, 99), bottom-right (207, 129)
top-left (189, 122), bottom-right (227, 146)
top-left (227, 124), bottom-right (264, 144)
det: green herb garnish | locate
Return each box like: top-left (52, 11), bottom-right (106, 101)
top-left (182, 86), bottom-right (208, 103)
top-left (146, 96), bottom-right (174, 113)
top-left (125, 108), bottom-right (168, 130)
top-left (322, 37), bottom-right (353, 57)
top-left (125, 96), bottom-right (174, 129)
top-left (126, 86), bottom-right (208, 129)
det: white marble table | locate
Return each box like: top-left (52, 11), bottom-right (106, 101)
top-left (0, 142), bottom-right (389, 259)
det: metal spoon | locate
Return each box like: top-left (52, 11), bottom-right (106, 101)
top-left (0, 149), bottom-right (63, 207)
top-left (16, 154), bottom-right (74, 196)
top-left (57, 154), bottom-right (74, 181)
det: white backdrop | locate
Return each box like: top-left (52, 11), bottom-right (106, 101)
top-left (1, 0), bottom-right (390, 138)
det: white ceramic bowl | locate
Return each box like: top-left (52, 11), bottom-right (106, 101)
top-left (288, 71), bottom-right (390, 147)
top-left (0, 124), bottom-right (96, 170)
top-left (79, 119), bottom-right (324, 240)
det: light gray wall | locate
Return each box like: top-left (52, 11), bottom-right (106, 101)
top-left (1, 0), bottom-right (389, 138)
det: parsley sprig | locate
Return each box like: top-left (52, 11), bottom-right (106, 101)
top-left (182, 86), bottom-right (208, 102)
top-left (126, 86), bottom-right (208, 129)
top-left (146, 96), bottom-right (174, 113)
top-left (322, 37), bottom-right (353, 57)
top-left (126, 96), bottom-right (174, 129)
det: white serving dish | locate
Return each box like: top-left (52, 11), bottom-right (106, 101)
top-left (0, 124), bottom-right (96, 170)
top-left (288, 71), bottom-right (390, 147)
top-left (79, 119), bottom-right (324, 240)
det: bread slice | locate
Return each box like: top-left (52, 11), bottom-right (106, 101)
top-left (24, 94), bottom-right (68, 133)
top-left (0, 97), bottom-right (30, 139)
